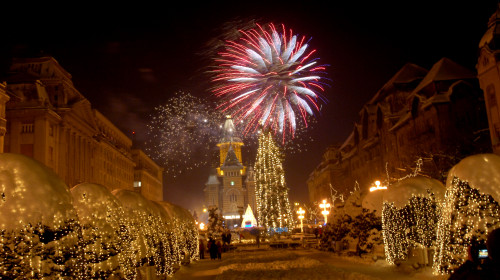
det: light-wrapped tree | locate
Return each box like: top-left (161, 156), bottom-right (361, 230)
top-left (254, 129), bottom-right (294, 233)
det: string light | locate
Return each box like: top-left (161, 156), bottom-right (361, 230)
top-left (433, 177), bottom-right (500, 274)
top-left (382, 193), bottom-right (440, 265)
top-left (0, 154), bottom-right (199, 279)
top-left (254, 128), bottom-right (294, 232)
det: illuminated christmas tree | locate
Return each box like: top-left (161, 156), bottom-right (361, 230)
top-left (254, 129), bottom-right (294, 232)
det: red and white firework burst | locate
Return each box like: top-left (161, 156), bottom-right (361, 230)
top-left (211, 22), bottom-right (328, 142)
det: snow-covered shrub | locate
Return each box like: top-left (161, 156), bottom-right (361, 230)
top-left (206, 206), bottom-right (224, 240)
top-left (71, 183), bottom-right (138, 279)
top-left (0, 153), bottom-right (84, 279)
top-left (159, 201), bottom-right (199, 264)
top-left (150, 201), bottom-right (179, 275)
top-left (350, 209), bottom-right (382, 256)
top-left (382, 176), bottom-right (444, 265)
top-left (320, 190), bottom-right (382, 255)
top-left (113, 189), bottom-right (177, 277)
top-left (0, 153), bottom-right (198, 279)
top-left (434, 153), bottom-right (500, 274)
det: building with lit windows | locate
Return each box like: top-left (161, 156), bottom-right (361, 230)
top-left (203, 115), bottom-right (256, 229)
top-left (131, 148), bottom-right (163, 201)
top-left (308, 59), bottom-right (490, 202)
top-left (1, 56), bottom-right (163, 196)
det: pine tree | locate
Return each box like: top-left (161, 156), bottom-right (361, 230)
top-left (207, 207), bottom-right (224, 239)
top-left (254, 129), bottom-right (294, 232)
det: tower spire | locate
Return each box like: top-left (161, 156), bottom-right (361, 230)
top-left (217, 115), bottom-right (245, 176)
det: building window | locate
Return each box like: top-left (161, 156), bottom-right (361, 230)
top-left (21, 123), bottom-right (34, 134)
top-left (230, 193), bottom-right (237, 202)
top-left (134, 181), bottom-right (142, 188)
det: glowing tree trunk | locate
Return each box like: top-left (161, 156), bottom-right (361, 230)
top-left (254, 129), bottom-right (294, 232)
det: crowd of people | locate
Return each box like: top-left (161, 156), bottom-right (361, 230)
top-left (199, 229), bottom-right (233, 260)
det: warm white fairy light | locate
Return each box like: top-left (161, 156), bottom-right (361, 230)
top-left (254, 129), bottom-right (294, 232)
top-left (1, 177), bottom-right (197, 279)
top-left (382, 192), bottom-right (441, 265)
top-left (433, 177), bottom-right (500, 274)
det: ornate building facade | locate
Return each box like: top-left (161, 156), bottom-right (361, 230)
top-left (308, 58), bottom-right (490, 203)
top-left (203, 115), bottom-right (256, 229)
top-left (1, 56), bottom-right (163, 199)
top-left (477, 5), bottom-right (500, 155)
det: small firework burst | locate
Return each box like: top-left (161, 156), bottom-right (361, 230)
top-left (145, 91), bottom-right (224, 176)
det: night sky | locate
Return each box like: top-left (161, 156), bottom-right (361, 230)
top-left (0, 1), bottom-right (498, 212)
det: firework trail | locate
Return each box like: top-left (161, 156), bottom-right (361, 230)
top-left (145, 92), bottom-right (224, 177)
top-left (210, 22), bottom-right (329, 143)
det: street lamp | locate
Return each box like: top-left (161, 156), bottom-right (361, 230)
top-left (319, 199), bottom-right (330, 225)
top-left (297, 207), bottom-right (305, 233)
top-left (369, 180), bottom-right (387, 192)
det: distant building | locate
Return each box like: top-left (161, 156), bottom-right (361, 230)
top-left (1, 56), bottom-right (163, 197)
top-left (477, 5), bottom-right (500, 155)
top-left (203, 115), bottom-right (256, 229)
top-left (131, 149), bottom-right (164, 201)
top-left (308, 58), bottom-right (490, 203)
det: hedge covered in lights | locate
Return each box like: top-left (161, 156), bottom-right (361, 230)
top-left (381, 176), bottom-right (444, 265)
top-left (376, 154), bottom-right (500, 274)
top-left (0, 153), bottom-right (198, 279)
top-left (433, 154), bottom-right (500, 274)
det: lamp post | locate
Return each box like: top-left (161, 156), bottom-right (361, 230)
top-left (319, 199), bottom-right (330, 225)
top-left (369, 180), bottom-right (387, 192)
top-left (297, 207), bottom-right (305, 233)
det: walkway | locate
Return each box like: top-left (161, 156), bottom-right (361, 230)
top-left (169, 245), bottom-right (448, 280)
top-left (170, 257), bottom-right (223, 280)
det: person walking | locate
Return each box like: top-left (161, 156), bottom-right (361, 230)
top-left (216, 239), bottom-right (222, 260)
top-left (209, 238), bottom-right (218, 260)
top-left (199, 239), bottom-right (205, 259)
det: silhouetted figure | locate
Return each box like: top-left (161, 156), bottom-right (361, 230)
top-left (216, 240), bottom-right (222, 260)
top-left (199, 239), bottom-right (205, 259)
top-left (209, 238), bottom-right (218, 260)
top-left (481, 228), bottom-right (500, 279)
top-left (314, 227), bottom-right (319, 239)
top-left (222, 229), bottom-right (232, 251)
top-left (448, 228), bottom-right (500, 279)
